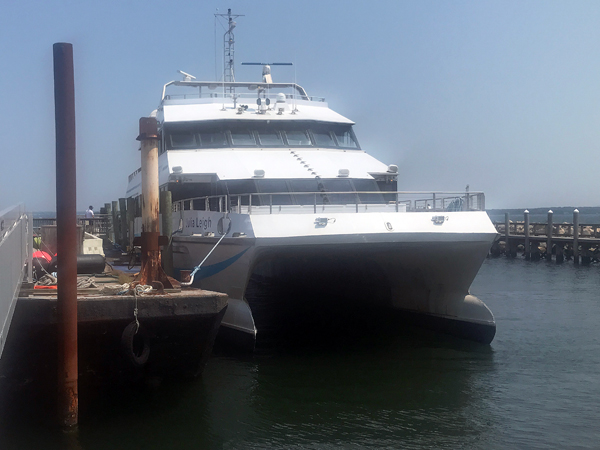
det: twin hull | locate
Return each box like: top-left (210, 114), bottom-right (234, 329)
top-left (172, 210), bottom-right (497, 347)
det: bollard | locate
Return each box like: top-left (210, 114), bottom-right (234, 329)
top-left (524, 210), bottom-right (530, 260)
top-left (573, 209), bottom-right (579, 265)
top-left (53, 42), bottom-right (78, 427)
top-left (546, 210), bottom-right (553, 261)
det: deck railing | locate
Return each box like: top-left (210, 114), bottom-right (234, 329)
top-left (0, 204), bottom-right (31, 358)
top-left (33, 214), bottom-right (112, 238)
top-left (173, 191), bottom-right (485, 215)
top-left (164, 92), bottom-right (326, 103)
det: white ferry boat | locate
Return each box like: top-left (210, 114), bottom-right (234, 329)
top-left (127, 11), bottom-right (497, 349)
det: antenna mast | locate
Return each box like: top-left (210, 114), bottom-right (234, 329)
top-left (215, 8), bottom-right (244, 92)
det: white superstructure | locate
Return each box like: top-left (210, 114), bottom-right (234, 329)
top-left (126, 24), bottom-right (497, 349)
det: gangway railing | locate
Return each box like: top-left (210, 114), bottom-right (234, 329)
top-left (0, 204), bottom-right (32, 359)
top-left (173, 191), bottom-right (485, 215)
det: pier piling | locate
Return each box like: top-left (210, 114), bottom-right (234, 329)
top-left (160, 190), bottom-right (173, 276)
top-left (53, 42), bottom-right (78, 427)
top-left (136, 117), bottom-right (173, 288)
top-left (119, 198), bottom-right (127, 249)
top-left (524, 210), bottom-right (530, 261)
top-left (111, 200), bottom-right (120, 246)
top-left (573, 209), bottom-right (580, 265)
top-left (546, 210), bottom-right (553, 261)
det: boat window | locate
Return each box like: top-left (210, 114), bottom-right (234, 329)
top-left (199, 130), bottom-right (228, 148)
top-left (223, 179), bottom-right (259, 206)
top-left (284, 130), bottom-right (311, 146)
top-left (350, 179), bottom-right (384, 203)
top-left (255, 179), bottom-right (292, 205)
top-left (168, 131), bottom-right (197, 149)
top-left (257, 130), bottom-right (284, 146)
top-left (288, 179), bottom-right (319, 204)
top-left (312, 130), bottom-right (336, 148)
top-left (334, 128), bottom-right (359, 149)
top-left (319, 179), bottom-right (356, 204)
top-left (230, 129), bottom-right (256, 146)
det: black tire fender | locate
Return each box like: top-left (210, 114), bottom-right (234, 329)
top-left (121, 321), bottom-right (150, 367)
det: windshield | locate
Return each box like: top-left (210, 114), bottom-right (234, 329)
top-left (164, 122), bottom-right (360, 150)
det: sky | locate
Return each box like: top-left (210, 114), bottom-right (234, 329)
top-left (1, 0), bottom-right (599, 212)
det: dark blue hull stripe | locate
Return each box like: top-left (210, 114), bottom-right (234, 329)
top-left (174, 247), bottom-right (250, 287)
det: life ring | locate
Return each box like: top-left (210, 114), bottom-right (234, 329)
top-left (121, 321), bottom-right (150, 367)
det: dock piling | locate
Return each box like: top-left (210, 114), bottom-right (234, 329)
top-left (119, 198), bottom-right (128, 249)
top-left (126, 197), bottom-right (135, 250)
top-left (546, 210), bottom-right (553, 261)
top-left (160, 190), bottom-right (174, 276)
top-left (573, 209), bottom-right (580, 265)
top-left (504, 213), bottom-right (510, 256)
top-left (53, 42), bottom-right (78, 428)
top-left (524, 210), bottom-right (530, 261)
top-left (111, 200), bottom-right (120, 246)
top-left (136, 117), bottom-right (173, 288)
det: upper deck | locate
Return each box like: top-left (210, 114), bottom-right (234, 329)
top-left (156, 81), bottom-right (354, 125)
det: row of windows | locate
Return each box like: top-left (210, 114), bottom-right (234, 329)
top-left (172, 178), bottom-right (395, 207)
top-left (165, 126), bottom-right (360, 151)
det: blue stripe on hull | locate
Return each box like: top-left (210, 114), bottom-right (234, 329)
top-left (174, 247), bottom-right (250, 287)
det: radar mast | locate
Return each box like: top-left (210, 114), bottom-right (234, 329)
top-left (215, 8), bottom-right (244, 92)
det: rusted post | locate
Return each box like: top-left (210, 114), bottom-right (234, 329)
top-left (53, 42), bottom-right (78, 428)
top-left (160, 190), bottom-right (174, 276)
top-left (524, 210), bottom-right (530, 260)
top-left (546, 210), bottom-right (553, 261)
top-left (573, 209), bottom-right (580, 265)
top-left (137, 117), bottom-right (173, 288)
top-left (504, 212), bottom-right (510, 257)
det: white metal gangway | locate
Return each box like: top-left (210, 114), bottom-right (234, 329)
top-left (0, 204), bottom-right (32, 358)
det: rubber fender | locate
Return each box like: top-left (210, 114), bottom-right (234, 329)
top-left (121, 321), bottom-right (150, 367)
top-left (47, 254), bottom-right (105, 274)
top-left (76, 254), bottom-right (106, 274)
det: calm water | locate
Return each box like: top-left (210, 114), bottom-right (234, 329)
top-left (1, 258), bottom-right (599, 449)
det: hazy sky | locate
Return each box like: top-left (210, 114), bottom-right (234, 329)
top-left (1, 0), bottom-right (599, 212)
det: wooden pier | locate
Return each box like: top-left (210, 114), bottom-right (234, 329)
top-left (490, 210), bottom-right (600, 264)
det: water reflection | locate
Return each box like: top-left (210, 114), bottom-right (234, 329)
top-left (200, 324), bottom-right (496, 449)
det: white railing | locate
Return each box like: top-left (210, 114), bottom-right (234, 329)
top-left (164, 92), bottom-right (326, 103)
top-left (173, 191), bottom-right (485, 215)
top-left (0, 204), bottom-right (32, 358)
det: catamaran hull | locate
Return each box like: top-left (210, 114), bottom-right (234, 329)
top-left (172, 211), bottom-right (496, 349)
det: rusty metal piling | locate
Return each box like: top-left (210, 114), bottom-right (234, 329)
top-left (53, 42), bottom-right (78, 428)
top-left (136, 117), bottom-right (173, 287)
